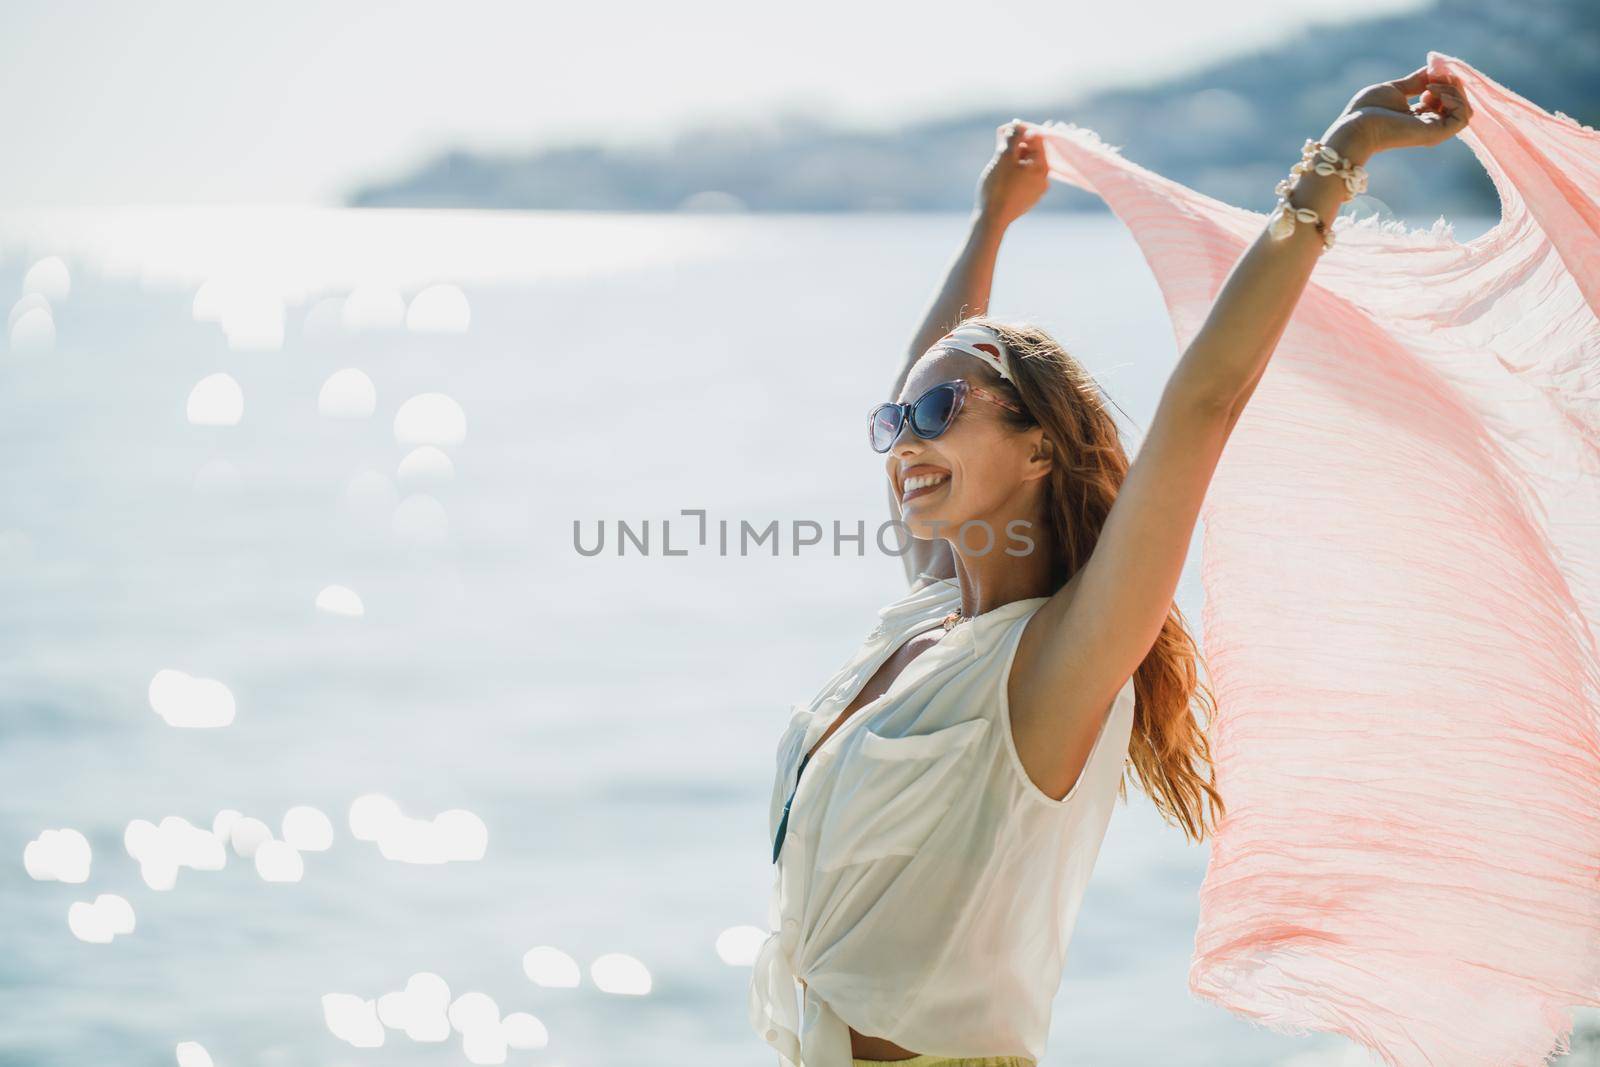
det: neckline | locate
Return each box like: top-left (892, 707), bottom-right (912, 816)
top-left (914, 577), bottom-right (1052, 625)
top-left (796, 587), bottom-right (1053, 770)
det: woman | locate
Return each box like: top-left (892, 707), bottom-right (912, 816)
top-left (751, 65), bottom-right (1471, 1067)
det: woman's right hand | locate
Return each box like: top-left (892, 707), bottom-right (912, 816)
top-left (976, 120), bottom-right (1050, 228)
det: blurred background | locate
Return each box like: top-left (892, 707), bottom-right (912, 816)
top-left (2, 2), bottom-right (1596, 1066)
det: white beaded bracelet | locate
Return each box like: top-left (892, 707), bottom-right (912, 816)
top-left (1267, 138), bottom-right (1369, 251)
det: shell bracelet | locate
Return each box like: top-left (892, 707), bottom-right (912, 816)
top-left (1268, 138), bottom-right (1370, 251)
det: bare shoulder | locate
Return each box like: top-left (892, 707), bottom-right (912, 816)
top-left (1006, 570), bottom-right (1111, 802)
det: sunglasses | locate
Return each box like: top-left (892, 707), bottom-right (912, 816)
top-left (868, 379), bottom-right (1025, 453)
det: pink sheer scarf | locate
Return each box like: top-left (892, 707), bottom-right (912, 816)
top-left (1037, 51), bottom-right (1600, 1066)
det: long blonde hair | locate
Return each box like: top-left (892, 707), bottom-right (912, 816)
top-left (962, 315), bottom-right (1224, 843)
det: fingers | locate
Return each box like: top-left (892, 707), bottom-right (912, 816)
top-left (1419, 78), bottom-right (1470, 127)
top-left (991, 118), bottom-right (1065, 169)
top-left (996, 118), bottom-right (1049, 163)
top-left (1406, 74), bottom-right (1472, 143)
top-left (1389, 65), bottom-right (1433, 96)
top-left (996, 118), bottom-right (1025, 151)
top-left (1434, 79), bottom-right (1473, 133)
top-left (1391, 65), bottom-right (1470, 128)
top-left (1008, 119), bottom-right (1033, 161)
top-left (1019, 136), bottom-right (1039, 167)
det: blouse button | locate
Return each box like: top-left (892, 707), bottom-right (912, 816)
top-left (781, 917), bottom-right (798, 949)
top-left (765, 1027), bottom-right (779, 1042)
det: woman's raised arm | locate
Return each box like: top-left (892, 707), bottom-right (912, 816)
top-left (1009, 65), bottom-right (1473, 799)
top-left (889, 121), bottom-right (1050, 587)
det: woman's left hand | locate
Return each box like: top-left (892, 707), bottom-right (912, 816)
top-left (1330, 65), bottom-right (1474, 159)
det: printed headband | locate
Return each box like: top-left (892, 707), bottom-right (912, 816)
top-left (928, 324), bottom-right (1015, 385)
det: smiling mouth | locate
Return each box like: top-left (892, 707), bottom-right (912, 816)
top-left (901, 472), bottom-right (950, 503)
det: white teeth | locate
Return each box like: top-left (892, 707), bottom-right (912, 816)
top-left (903, 473), bottom-right (949, 495)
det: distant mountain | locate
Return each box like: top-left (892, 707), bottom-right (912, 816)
top-left (348, 0), bottom-right (1597, 219)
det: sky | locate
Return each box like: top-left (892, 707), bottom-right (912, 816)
top-left (0, 0), bottom-right (1428, 207)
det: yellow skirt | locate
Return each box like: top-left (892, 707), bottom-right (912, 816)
top-left (851, 1057), bottom-right (1035, 1066)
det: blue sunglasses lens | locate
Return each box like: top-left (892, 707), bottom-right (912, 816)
top-left (910, 384), bottom-right (961, 438)
top-left (870, 384), bottom-right (963, 453)
top-left (870, 405), bottom-right (902, 452)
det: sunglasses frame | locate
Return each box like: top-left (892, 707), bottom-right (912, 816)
top-left (867, 378), bottom-right (1026, 453)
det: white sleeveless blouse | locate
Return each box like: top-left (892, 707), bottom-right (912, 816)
top-left (748, 575), bottom-right (1138, 1066)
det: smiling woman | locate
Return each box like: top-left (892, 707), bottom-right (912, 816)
top-left (741, 51), bottom-right (1588, 1067)
top-left (753, 96), bottom-right (1240, 1063)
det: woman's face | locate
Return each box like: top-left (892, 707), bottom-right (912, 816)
top-left (884, 351), bottom-right (1044, 542)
